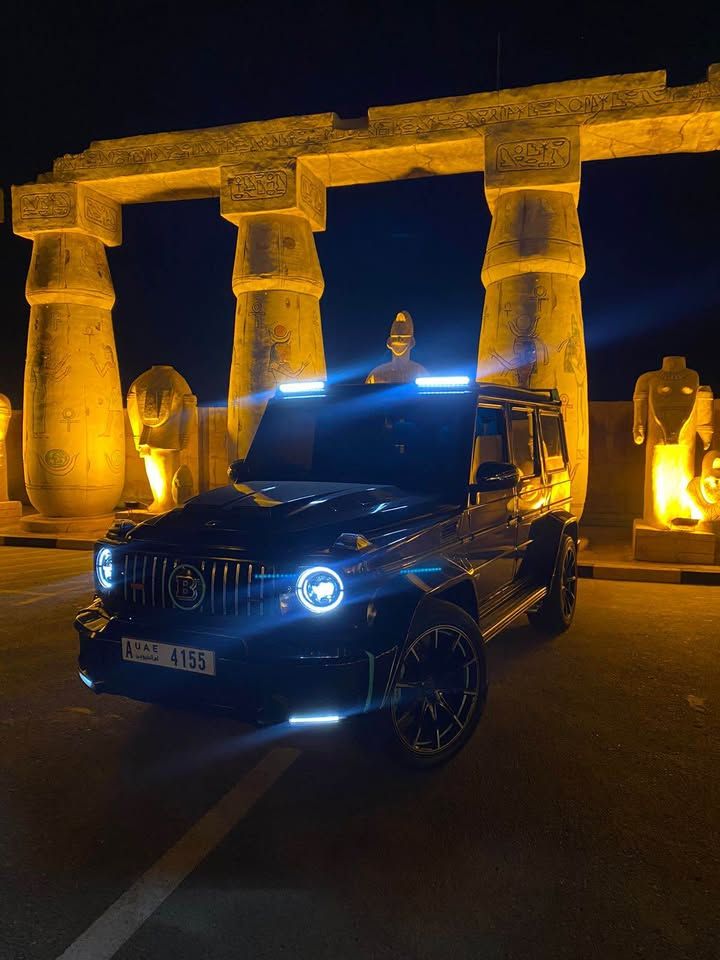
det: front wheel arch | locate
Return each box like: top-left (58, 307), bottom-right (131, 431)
top-left (380, 598), bottom-right (488, 767)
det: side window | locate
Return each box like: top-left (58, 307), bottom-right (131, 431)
top-left (509, 408), bottom-right (539, 479)
top-left (470, 405), bottom-right (507, 480)
top-left (540, 413), bottom-right (566, 472)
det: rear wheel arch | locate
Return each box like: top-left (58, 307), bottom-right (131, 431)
top-left (518, 510), bottom-right (578, 584)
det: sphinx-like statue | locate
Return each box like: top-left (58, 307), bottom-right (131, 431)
top-left (365, 311), bottom-right (428, 384)
top-left (127, 366), bottom-right (197, 513)
top-left (686, 450), bottom-right (720, 525)
top-left (0, 394), bottom-right (21, 520)
top-left (632, 356), bottom-right (714, 527)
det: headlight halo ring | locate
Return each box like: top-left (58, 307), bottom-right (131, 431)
top-left (296, 565), bottom-right (344, 614)
top-left (95, 546), bottom-right (114, 590)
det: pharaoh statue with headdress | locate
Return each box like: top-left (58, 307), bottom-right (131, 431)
top-left (366, 311), bottom-right (428, 384)
top-left (632, 356), bottom-right (714, 529)
top-left (127, 366), bottom-right (197, 513)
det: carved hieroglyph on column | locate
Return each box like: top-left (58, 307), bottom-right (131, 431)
top-left (221, 159), bottom-right (327, 460)
top-left (13, 183), bottom-right (125, 517)
top-left (477, 125), bottom-right (588, 518)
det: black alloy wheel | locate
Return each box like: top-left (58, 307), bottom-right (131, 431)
top-left (387, 600), bottom-right (486, 767)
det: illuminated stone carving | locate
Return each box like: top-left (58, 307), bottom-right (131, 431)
top-left (14, 183), bottom-right (125, 519)
top-left (477, 125), bottom-right (588, 518)
top-left (0, 395), bottom-right (22, 521)
top-left (686, 450), bottom-right (720, 525)
top-left (127, 366), bottom-right (197, 513)
top-left (44, 65), bottom-right (720, 202)
top-left (366, 311), bottom-right (428, 383)
top-left (13, 62), bottom-right (720, 509)
top-left (221, 160), bottom-right (326, 460)
top-left (632, 357), bottom-right (714, 528)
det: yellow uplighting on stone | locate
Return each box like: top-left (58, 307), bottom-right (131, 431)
top-left (687, 451), bottom-right (720, 525)
top-left (0, 395), bottom-right (22, 521)
top-left (14, 183), bottom-right (125, 519)
top-left (127, 366), bottom-right (197, 513)
top-left (478, 125), bottom-right (588, 519)
top-left (12, 64), bottom-right (720, 520)
top-left (366, 311), bottom-right (428, 384)
top-left (222, 202), bottom-right (327, 460)
top-left (632, 357), bottom-right (716, 562)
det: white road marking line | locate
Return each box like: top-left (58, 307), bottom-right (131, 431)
top-left (55, 747), bottom-right (300, 960)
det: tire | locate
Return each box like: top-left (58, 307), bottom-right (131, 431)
top-left (381, 599), bottom-right (487, 768)
top-left (528, 534), bottom-right (578, 636)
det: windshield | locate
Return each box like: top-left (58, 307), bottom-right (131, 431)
top-left (244, 387), bottom-right (477, 500)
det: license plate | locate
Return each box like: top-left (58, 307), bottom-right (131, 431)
top-left (121, 638), bottom-right (216, 676)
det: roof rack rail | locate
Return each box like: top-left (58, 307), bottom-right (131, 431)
top-left (474, 382), bottom-right (562, 404)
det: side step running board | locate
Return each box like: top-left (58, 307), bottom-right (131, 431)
top-left (480, 586), bottom-right (547, 643)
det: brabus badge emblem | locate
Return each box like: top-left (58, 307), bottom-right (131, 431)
top-left (168, 564), bottom-right (206, 611)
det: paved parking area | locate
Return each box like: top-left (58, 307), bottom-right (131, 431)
top-left (1, 547), bottom-right (718, 960)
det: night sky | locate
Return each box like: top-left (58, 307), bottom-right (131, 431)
top-left (2, 1), bottom-right (719, 407)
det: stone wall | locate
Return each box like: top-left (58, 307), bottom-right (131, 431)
top-left (7, 401), bottom-right (720, 527)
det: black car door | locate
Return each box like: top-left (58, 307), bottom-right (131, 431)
top-left (508, 406), bottom-right (547, 574)
top-left (463, 402), bottom-right (517, 600)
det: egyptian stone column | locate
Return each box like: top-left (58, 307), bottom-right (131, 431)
top-left (477, 125), bottom-right (588, 518)
top-left (12, 184), bottom-right (125, 518)
top-left (221, 160), bottom-right (327, 460)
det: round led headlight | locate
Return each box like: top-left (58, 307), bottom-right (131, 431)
top-left (95, 546), bottom-right (114, 590)
top-left (296, 566), bottom-right (344, 614)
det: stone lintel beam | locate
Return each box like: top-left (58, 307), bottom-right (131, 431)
top-left (220, 158), bottom-right (326, 231)
top-left (12, 182), bottom-right (121, 246)
top-left (18, 63), bottom-right (719, 204)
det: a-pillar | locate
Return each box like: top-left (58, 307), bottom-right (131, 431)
top-left (12, 183), bottom-right (125, 521)
top-left (477, 125), bottom-right (588, 518)
top-left (220, 159), bottom-right (326, 460)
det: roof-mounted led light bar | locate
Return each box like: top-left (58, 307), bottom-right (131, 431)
top-left (278, 381), bottom-right (326, 395)
top-left (415, 376), bottom-right (470, 388)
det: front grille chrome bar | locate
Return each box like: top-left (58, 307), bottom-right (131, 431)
top-left (119, 552), bottom-right (270, 617)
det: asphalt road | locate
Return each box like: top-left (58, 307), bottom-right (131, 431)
top-left (1, 546), bottom-right (718, 960)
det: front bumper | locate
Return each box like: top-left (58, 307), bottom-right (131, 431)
top-left (75, 601), bottom-right (396, 723)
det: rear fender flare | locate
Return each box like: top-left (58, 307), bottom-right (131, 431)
top-left (518, 510), bottom-right (578, 589)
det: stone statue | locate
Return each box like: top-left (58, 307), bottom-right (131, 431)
top-left (632, 356), bottom-right (715, 528)
top-left (366, 311), bottom-right (428, 384)
top-left (686, 451), bottom-right (720, 525)
top-left (0, 395), bottom-right (22, 520)
top-left (127, 366), bottom-right (197, 513)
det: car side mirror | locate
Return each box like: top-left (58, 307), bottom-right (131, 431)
top-left (471, 461), bottom-right (520, 493)
top-left (228, 459), bottom-right (251, 483)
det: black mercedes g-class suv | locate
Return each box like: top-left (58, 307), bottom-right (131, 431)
top-left (76, 377), bottom-right (578, 765)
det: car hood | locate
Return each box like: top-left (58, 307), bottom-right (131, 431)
top-left (125, 480), bottom-right (454, 556)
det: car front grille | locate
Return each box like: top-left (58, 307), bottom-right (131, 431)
top-left (120, 552), bottom-right (271, 616)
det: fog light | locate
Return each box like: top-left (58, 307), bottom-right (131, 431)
top-left (289, 714), bottom-right (340, 725)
